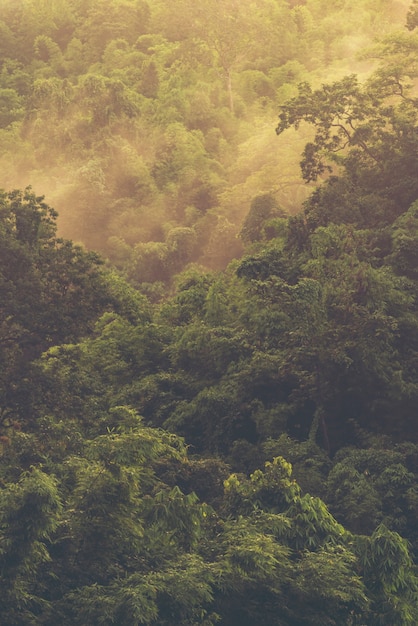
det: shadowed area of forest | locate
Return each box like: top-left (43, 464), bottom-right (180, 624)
top-left (1, 1), bottom-right (418, 624)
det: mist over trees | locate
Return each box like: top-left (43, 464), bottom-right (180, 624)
top-left (0, 0), bottom-right (411, 286)
top-left (1, 0), bottom-right (418, 624)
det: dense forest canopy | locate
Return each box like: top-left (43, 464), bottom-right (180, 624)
top-left (0, 0), bottom-right (412, 286)
top-left (1, 1), bottom-right (418, 624)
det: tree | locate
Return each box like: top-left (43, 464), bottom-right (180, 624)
top-left (0, 468), bottom-right (62, 625)
top-left (406, 0), bottom-right (418, 30)
top-left (240, 193), bottom-right (286, 244)
top-left (0, 88), bottom-right (24, 127)
top-left (219, 457), bottom-right (369, 625)
top-left (356, 524), bottom-right (418, 625)
top-left (0, 188), bottom-right (143, 431)
top-left (153, 0), bottom-right (272, 113)
top-left (326, 443), bottom-right (418, 552)
top-left (0, 406), bottom-right (217, 625)
top-left (276, 68), bottom-right (418, 224)
top-left (76, 0), bottom-right (151, 62)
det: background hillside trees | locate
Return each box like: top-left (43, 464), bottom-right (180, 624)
top-left (1, 2), bottom-right (418, 623)
top-left (0, 0), bottom-right (410, 282)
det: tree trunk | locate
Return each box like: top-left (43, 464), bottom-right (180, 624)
top-left (227, 69), bottom-right (234, 114)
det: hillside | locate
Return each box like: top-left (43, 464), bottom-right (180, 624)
top-left (0, 0), bottom-right (411, 285)
top-left (1, 1), bottom-right (418, 624)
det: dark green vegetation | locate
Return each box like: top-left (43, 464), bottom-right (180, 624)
top-left (1, 1), bottom-right (418, 625)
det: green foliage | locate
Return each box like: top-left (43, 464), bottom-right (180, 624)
top-left (1, 397), bottom-right (387, 626)
top-left (407, 0), bottom-right (418, 30)
top-left (326, 443), bottom-right (418, 557)
top-left (240, 193), bottom-right (286, 244)
top-left (218, 458), bottom-right (371, 625)
top-left (0, 189), bottom-right (157, 436)
top-left (0, 87), bottom-right (24, 127)
top-left (0, 2), bottom-right (417, 623)
top-left (356, 524), bottom-right (418, 625)
top-left (277, 43), bottom-right (418, 225)
top-left (0, 0), bottom-right (404, 277)
top-left (0, 467), bottom-right (62, 624)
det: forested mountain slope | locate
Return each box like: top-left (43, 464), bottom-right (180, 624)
top-left (1, 189), bottom-right (418, 625)
top-left (0, 0), bottom-right (411, 286)
top-left (1, 1), bottom-right (418, 624)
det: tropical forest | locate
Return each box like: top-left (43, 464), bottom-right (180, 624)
top-left (1, 0), bottom-right (418, 624)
